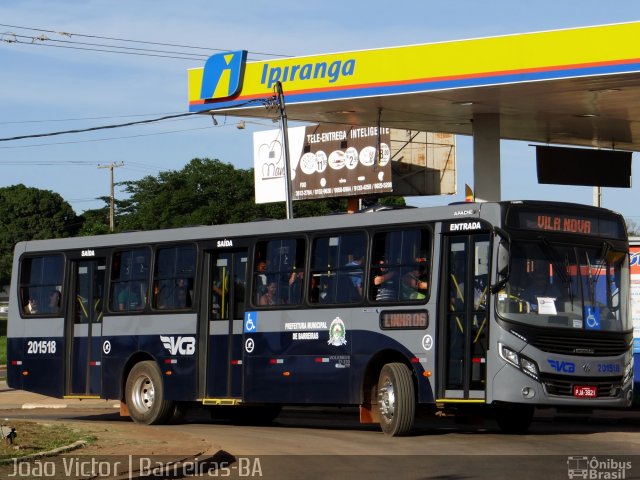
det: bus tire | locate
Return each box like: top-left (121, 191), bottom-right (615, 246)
top-left (125, 361), bottom-right (175, 425)
top-left (377, 362), bottom-right (415, 436)
top-left (494, 403), bottom-right (534, 434)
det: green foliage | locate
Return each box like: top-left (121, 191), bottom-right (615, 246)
top-left (0, 185), bottom-right (80, 288)
top-left (112, 158), bottom-right (352, 230)
top-left (626, 218), bottom-right (639, 237)
top-left (78, 207), bottom-right (111, 236)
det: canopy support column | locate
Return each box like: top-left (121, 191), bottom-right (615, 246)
top-left (472, 113), bottom-right (501, 202)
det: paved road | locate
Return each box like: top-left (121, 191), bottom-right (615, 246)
top-left (4, 401), bottom-right (640, 479)
top-left (2, 381), bottom-right (640, 479)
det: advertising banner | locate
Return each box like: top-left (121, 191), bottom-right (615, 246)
top-left (631, 243), bottom-right (640, 353)
top-left (253, 125), bottom-right (392, 203)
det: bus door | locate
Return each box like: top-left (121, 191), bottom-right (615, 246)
top-left (440, 231), bottom-right (490, 400)
top-left (200, 249), bottom-right (248, 399)
top-left (66, 258), bottom-right (106, 397)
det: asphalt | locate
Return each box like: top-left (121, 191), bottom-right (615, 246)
top-left (0, 366), bottom-right (119, 410)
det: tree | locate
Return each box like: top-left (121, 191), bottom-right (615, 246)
top-left (0, 184), bottom-right (80, 288)
top-left (78, 204), bottom-right (111, 236)
top-left (113, 158), bottom-right (358, 230)
top-left (626, 218), bottom-right (639, 237)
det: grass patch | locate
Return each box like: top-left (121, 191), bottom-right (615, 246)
top-left (0, 420), bottom-right (94, 460)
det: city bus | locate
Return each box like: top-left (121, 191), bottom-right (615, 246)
top-left (631, 237), bottom-right (640, 405)
top-left (6, 200), bottom-right (634, 435)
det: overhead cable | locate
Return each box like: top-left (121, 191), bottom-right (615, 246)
top-left (0, 23), bottom-right (289, 59)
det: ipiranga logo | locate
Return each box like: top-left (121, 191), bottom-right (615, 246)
top-left (200, 50), bottom-right (247, 100)
top-left (260, 58), bottom-right (356, 88)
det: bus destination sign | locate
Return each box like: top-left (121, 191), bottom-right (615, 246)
top-left (507, 206), bottom-right (626, 239)
top-left (535, 214), bottom-right (592, 234)
top-left (380, 310), bottom-right (428, 330)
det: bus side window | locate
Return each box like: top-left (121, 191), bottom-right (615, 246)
top-left (254, 238), bottom-right (305, 307)
top-left (18, 255), bottom-right (64, 317)
top-left (110, 248), bottom-right (151, 312)
top-left (152, 244), bottom-right (196, 311)
top-left (309, 232), bottom-right (365, 305)
top-left (369, 229), bottom-right (430, 304)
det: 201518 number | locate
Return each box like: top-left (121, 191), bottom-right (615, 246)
top-left (27, 340), bottom-right (57, 354)
top-left (597, 363), bottom-right (620, 373)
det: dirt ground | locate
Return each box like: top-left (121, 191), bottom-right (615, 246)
top-left (1, 415), bottom-right (230, 480)
top-left (71, 417), bottom-right (215, 458)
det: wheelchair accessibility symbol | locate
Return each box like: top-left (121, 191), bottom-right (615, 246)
top-left (244, 312), bottom-right (257, 333)
top-left (584, 306), bottom-right (600, 330)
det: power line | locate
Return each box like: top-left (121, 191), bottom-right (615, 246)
top-left (4, 34), bottom-right (213, 61)
top-left (0, 23), bottom-right (290, 59)
top-left (0, 112), bottom-right (196, 142)
top-left (0, 124), bottom-right (236, 149)
top-left (0, 97), bottom-right (277, 143)
top-left (0, 111), bottom-right (186, 125)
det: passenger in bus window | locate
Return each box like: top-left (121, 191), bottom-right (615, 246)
top-left (26, 297), bottom-right (38, 314)
top-left (259, 281), bottom-right (279, 306)
top-left (212, 273), bottom-right (228, 318)
top-left (118, 282), bottom-right (143, 311)
top-left (310, 275), bottom-right (320, 303)
top-left (345, 254), bottom-right (364, 299)
top-left (402, 259), bottom-right (428, 300)
top-left (46, 290), bottom-right (61, 313)
top-left (174, 278), bottom-right (191, 309)
top-left (373, 257), bottom-right (397, 301)
top-left (254, 260), bottom-right (268, 301)
top-left (287, 270), bottom-right (303, 304)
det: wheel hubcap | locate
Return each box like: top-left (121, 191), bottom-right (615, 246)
top-left (378, 378), bottom-right (396, 421)
top-left (131, 375), bottom-right (155, 412)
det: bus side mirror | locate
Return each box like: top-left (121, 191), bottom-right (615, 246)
top-left (496, 241), bottom-right (509, 276)
top-left (490, 228), bottom-right (510, 294)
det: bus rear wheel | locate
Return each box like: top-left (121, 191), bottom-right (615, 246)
top-left (125, 361), bottom-right (175, 425)
top-left (377, 363), bottom-right (415, 436)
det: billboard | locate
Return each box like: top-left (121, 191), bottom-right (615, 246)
top-left (254, 125), bottom-right (392, 203)
top-left (631, 241), bottom-right (640, 354)
top-left (253, 126), bottom-right (455, 203)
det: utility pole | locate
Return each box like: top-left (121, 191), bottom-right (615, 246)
top-left (593, 186), bottom-right (602, 208)
top-left (275, 81), bottom-right (294, 219)
top-left (97, 162), bottom-right (125, 232)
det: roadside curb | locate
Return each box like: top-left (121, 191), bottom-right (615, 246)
top-left (0, 439), bottom-right (89, 465)
top-left (0, 380), bottom-right (120, 410)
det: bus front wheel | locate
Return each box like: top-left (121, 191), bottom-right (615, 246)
top-left (125, 361), bottom-right (175, 425)
top-left (377, 363), bottom-right (415, 436)
top-left (494, 403), bottom-right (534, 434)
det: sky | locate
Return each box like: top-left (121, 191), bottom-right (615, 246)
top-left (1, 0), bottom-right (639, 225)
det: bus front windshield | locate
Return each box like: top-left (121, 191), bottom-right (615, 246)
top-left (496, 240), bottom-right (629, 332)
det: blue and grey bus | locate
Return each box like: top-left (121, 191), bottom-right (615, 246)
top-left (7, 200), bottom-right (634, 435)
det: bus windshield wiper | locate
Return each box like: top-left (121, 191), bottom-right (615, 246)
top-left (586, 241), bottom-right (612, 306)
top-left (538, 236), bottom-right (570, 286)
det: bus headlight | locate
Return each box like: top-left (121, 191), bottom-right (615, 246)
top-left (520, 357), bottom-right (539, 379)
top-left (499, 343), bottom-right (539, 381)
top-left (500, 344), bottom-right (519, 367)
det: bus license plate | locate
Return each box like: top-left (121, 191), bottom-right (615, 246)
top-left (574, 386), bottom-right (597, 398)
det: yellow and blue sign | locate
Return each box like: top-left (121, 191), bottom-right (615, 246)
top-left (199, 50), bottom-right (247, 101)
top-left (188, 22), bottom-right (640, 112)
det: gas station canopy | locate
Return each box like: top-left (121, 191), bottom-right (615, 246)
top-left (188, 21), bottom-right (640, 152)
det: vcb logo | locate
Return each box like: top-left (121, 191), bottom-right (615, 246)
top-left (200, 50), bottom-right (247, 100)
top-left (161, 335), bottom-right (196, 356)
top-left (548, 359), bottom-right (575, 373)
